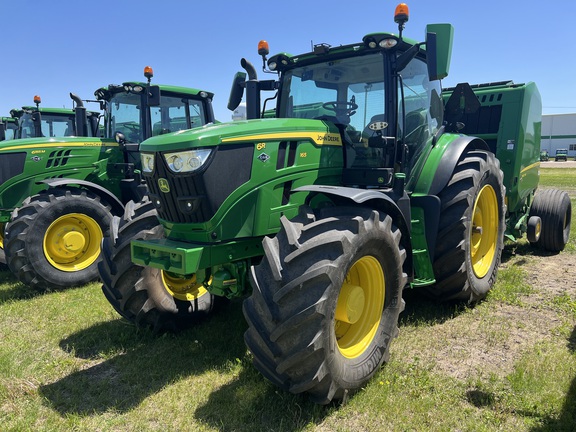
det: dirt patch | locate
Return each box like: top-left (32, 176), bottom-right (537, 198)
top-left (426, 251), bottom-right (576, 381)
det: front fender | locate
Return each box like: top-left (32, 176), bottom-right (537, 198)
top-left (40, 178), bottom-right (125, 214)
top-left (294, 185), bottom-right (414, 281)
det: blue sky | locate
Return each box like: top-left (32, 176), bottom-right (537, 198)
top-left (2, 0), bottom-right (575, 122)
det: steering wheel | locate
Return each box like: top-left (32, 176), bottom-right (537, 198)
top-left (322, 101), bottom-right (358, 116)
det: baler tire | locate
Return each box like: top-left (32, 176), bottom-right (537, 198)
top-left (427, 149), bottom-right (505, 303)
top-left (4, 188), bottom-right (113, 290)
top-left (98, 197), bottom-right (216, 332)
top-left (244, 206), bottom-right (406, 404)
top-left (529, 188), bottom-right (572, 252)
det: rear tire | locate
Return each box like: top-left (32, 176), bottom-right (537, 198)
top-left (244, 206), bottom-right (407, 404)
top-left (529, 189), bottom-right (571, 252)
top-left (428, 149), bottom-right (505, 303)
top-left (4, 188), bottom-right (113, 290)
top-left (0, 223), bottom-right (7, 270)
top-left (98, 197), bottom-right (216, 332)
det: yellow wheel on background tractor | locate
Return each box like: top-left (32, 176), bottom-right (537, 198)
top-left (43, 213), bottom-right (103, 272)
top-left (470, 184), bottom-right (499, 278)
top-left (4, 189), bottom-right (112, 290)
top-left (335, 256), bottom-right (385, 359)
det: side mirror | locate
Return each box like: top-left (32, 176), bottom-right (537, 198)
top-left (32, 111), bottom-right (43, 137)
top-left (147, 85), bottom-right (161, 106)
top-left (227, 71), bottom-right (246, 111)
top-left (425, 24), bottom-right (453, 81)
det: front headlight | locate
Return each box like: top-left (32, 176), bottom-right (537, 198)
top-left (164, 149), bottom-right (212, 173)
top-left (141, 153), bottom-right (155, 173)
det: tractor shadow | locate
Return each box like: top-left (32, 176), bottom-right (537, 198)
top-left (39, 299), bottom-right (331, 429)
top-left (0, 270), bottom-right (46, 303)
top-left (530, 325), bottom-right (576, 431)
top-left (399, 288), bottom-right (470, 327)
top-left (501, 240), bottom-right (562, 265)
top-left (40, 299), bottom-right (247, 415)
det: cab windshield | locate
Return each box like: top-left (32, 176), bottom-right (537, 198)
top-left (108, 92), bottom-right (208, 143)
top-left (278, 53), bottom-right (386, 136)
top-left (278, 51), bottom-right (442, 174)
top-left (17, 112), bottom-right (79, 138)
top-left (2, 121), bottom-right (17, 140)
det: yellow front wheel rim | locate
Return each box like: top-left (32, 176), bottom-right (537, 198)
top-left (162, 271), bottom-right (209, 302)
top-left (43, 213), bottom-right (103, 272)
top-left (335, 256), bottom-right (385, 359)
top-left (471, 184), bottom-right (499, 278)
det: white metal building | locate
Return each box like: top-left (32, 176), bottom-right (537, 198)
top-left (541, 113), bottom-right (576, 159)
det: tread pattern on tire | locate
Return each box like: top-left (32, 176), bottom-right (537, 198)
top-left (529, 188), bottom-right (572, 252)
top-left (428, 150), bottom-right (505, 303)
top-left (244, 206), bottom-right (407, 404)
top-left (99, 197), bottom-right (215, 332)
top-left (5, 188), bottom-right (113, 290)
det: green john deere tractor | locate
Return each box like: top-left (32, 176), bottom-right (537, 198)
top-left (98, 5), bottom-right (571, 403)
top-left (0, 67), bottom-right (216, 288)
top-left (0, 116), bottom-right (18, 141)
top-left (9, 94), bottom-right (101, 140)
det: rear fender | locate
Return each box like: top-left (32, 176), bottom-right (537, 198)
top-left (427, 135), bottom-right (490, 196)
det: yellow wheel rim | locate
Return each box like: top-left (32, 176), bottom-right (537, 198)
top-left (162, 271), bottom-right (209, 302)
top-left (471, 184), bottom-right (499, 278)
top-left (0, 223), bottom-right (4, 250)
top-left (43, 213), bottom-right (103, 272)
top-left (335, 256), bottom-right (385, 359)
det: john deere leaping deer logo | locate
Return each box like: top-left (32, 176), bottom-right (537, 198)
top-left (158, 178), bottom-right (170, 193)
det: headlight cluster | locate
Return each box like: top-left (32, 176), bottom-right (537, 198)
top-left (164, 149), bottom-right (212, 173)
top-left (141, 153), bottom-right (155, 173)
top-left (141, 149), bottom-right (212, 174)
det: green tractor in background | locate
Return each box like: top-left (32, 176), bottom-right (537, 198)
top-left (0, 116), bottom-right (18, 141)
top-left (98, 4), bottom-right (571, 404)
top-left (9, 94), bottom-right (101, 139)
top-left (0, 67), bottom-right (216, 288)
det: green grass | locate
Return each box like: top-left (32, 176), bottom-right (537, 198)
top-left (0, 166), bottom-right (575, 431)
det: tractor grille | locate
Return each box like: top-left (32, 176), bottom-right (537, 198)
top-left (146, 144), bottom-right (253, 224)
top-left (0, 152), bottom-right (26, 185)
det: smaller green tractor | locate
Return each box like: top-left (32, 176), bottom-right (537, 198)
top-left (9, 95), bottom-right (100, 139)
top-left (0, 116), bottom-right (18, 141)
top-left (540, 150), bottom-right (549, 161)
top-left (1, 67), bottom-right (216, 288)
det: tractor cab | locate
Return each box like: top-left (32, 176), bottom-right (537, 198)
top-left (0, 116), bottom-right (18, 141)
top-left (95, 66), bottom-right (215, 147)
top-left (229, 4), bottom-right (452, 192)
top-left (10, 95), bottom-right (100, 139)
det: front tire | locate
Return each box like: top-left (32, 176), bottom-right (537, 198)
top-left (98, 197), bottom-right (216, 332)
top-left (529, 189), bottom-right (571, 252)
top-left (244, 206), bottom-right (407, 404)
top-left (4, 188), bottom-right (113, 290)
top-left (428, 149), bottom-right (505, 303)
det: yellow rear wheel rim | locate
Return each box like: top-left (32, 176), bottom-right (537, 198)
top-left (0, 223), bottom-right (4, 250)
top-left (335, 256), bottom-right (385, 359)
top-left (162, 271), bottom-right (209, 302)
top-left (43, 213), bottom-right (103, 272)
top-left (471, 184), bottom-right (499, 278)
